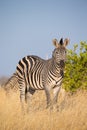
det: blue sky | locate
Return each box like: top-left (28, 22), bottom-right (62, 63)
top-left (0, 0), bottom-right (87, 76)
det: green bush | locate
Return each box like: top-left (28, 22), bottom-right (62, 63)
top-left (63, 41), bottom-right (87, 92)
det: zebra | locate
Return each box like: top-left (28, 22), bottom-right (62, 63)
top-left (4, 73), bottom-right (19, 93)
top-left (15, 38), bottom-right (69, 110)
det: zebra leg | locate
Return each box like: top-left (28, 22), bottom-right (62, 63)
top-left (52, 86), bottom-right (61, 111)
top-left (25, 88), bottom-right (35, 113)
top-left (20, 84), bottom-right (26, 112)
top-left (44, 87), bottom-right (51, 108)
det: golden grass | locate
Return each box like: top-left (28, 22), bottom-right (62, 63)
top-left (0, 86), bottom-right (87, 130)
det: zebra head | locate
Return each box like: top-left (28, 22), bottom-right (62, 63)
top-left (52, 38), bottom-right (69, 67)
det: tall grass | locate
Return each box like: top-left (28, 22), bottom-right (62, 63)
top-left (0, 86), bottom-right (87, 130)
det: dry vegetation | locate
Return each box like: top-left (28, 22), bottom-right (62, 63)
top-left (0, 85), bottom-right (87, 130)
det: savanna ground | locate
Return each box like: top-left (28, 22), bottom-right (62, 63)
top-left (0, 85), bottom-right (87, 130)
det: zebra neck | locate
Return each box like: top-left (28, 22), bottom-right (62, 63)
top-left (46, 58), bottom-right (64, 74)
top-left (52, 58), bottom-right (60, 67)
top-left (50, 59), bottom-right (63, 74)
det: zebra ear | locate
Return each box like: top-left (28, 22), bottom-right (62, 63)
top-left (64, 38), bottom-right (70, 47)
top-left (52, 39), bottom-right (59, 48)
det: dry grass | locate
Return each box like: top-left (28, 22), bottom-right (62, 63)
top-left (0, 85), bottom-right (87, 130)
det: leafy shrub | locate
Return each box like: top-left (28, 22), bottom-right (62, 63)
top-left (63, 41), bottom-right (87, 92)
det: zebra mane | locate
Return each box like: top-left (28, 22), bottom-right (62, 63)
top-left (59, 38), bottom-right (63, 45)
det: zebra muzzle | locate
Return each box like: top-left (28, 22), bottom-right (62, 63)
top-left (60, 60), bottom-right (65, 68)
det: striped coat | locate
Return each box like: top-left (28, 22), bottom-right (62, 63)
top-left (16, 38), bottom-right (69, 110)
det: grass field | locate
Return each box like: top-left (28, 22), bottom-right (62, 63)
top-left (0, 86), bottom-right (87, 130)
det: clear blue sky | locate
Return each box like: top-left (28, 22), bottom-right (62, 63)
top-left (0, 0), bottom-right (87, 76)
